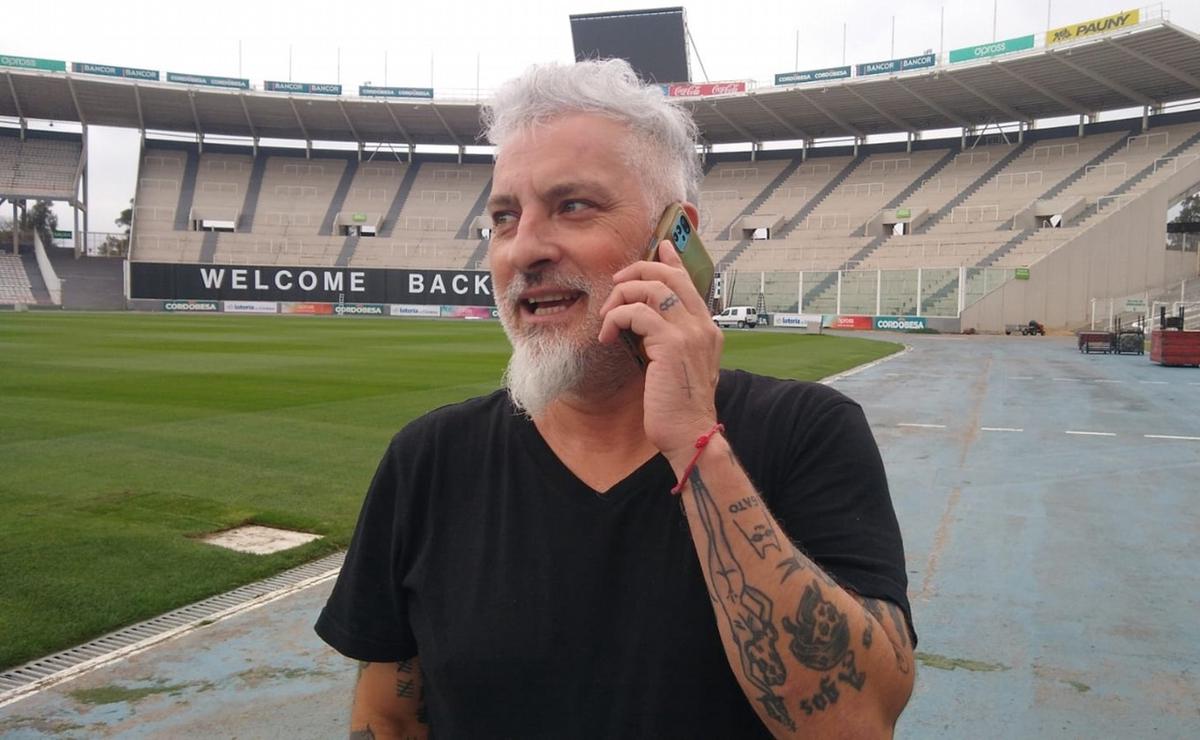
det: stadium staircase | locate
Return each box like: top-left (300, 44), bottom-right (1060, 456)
top-left (335, 234), bottom-right (360, 267)
top-left (379, 162), bottom-right (423, 237)
top-left (1065, 127), bottom-right (1200, 229)
top-left (912, 141), bottom-right (1031, 234)
top-left (773, 155), bottom-right (866, 240)
top-left (718, 155), bottom-right (866, 273)
top-left (976, 226), bottom-right (1038, 267)
top-left (44, 247), bottom-right (125, 309)
top-left (199, 231), bottom-right (219, 263)
top-left (318, 158), bottom-right (360, 236)
top-left (995, 128), bottom-right (1137, 233)
top-left (237, 155), bottom-right (269, 232)
top-left (172, 148), bottom-right (200, 231)
top-left (716, 157), bottom-right (803, 240)
top-left (839, 147), bottom-right (962, 270)
top-left (454, 176), bottom-right (493, 269)
top-left (456, 177), bottom-right (492, 240)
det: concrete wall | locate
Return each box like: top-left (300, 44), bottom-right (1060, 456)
top-left (962, 158), bottom-right (1200, 332)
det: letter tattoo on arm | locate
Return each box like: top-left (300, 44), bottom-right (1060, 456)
top-left (689, 468), bottom-right (794, 731)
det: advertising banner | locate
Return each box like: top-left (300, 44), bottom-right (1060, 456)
top-left (873, 315), bottom-right (927, 331)
top-left (440, 305), bottom-right (498, 320)
top-left (1047, 9), bottom-right (1139, 46)
top-left (0, 54), bottom-right (66, 72)
top-left (52, 229), bottom-right (73, 240)
top-left (166, 72), bottom-right (251, 90)
top-left (358, 85), bottom-right (434, 99)
top-left (280, 302), bottom-right (334, 315)
top-left (772, 313), bottom-right (823, 330)
top-left (72, 62), bottom-right (160, 80)
top-left (265, 80), bottom-right (343, 95)
top-left (856, 53), bottom-right (936, 77)
top-left (828, 315), bottom-right (874, 330)
top-left (1015, 267), bottom-right (1030, 280)
top-left (390, 304), bottom-right (441, 317)
top-left (774, 66), bottom-right (852, 85)
top-left (667, 81), bottom-right (747, 97)
top-left (948, 35), bottom-right (1036, 63)
top-left (334, 303), bottom-right (386, 316)
top-left (130, 262), bottom-right (495, 306)
top-left (163, 300), bottom-right (220, 312)
top-left (223, 301), bottom-right (277, 314)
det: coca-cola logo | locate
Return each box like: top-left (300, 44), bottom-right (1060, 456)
top-left (668, 81), bottom-right (747, 97)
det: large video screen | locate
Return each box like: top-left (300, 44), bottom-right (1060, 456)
top-left (570, 7), bottom-right (690, 84)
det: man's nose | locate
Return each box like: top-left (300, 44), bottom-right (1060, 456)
top-left (505, 210), bottom-right (562, 274)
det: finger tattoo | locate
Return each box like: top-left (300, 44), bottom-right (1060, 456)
top-left (659, 293), bottom-right (680, 312)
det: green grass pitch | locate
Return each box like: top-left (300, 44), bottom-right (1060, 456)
top-left (0, 312), bottom-right (900, 670)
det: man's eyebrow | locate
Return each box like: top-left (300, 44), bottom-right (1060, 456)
top-left (486, 193), bottom-right (519, 212)
top-left (542, 181), bottom-right (617, 203)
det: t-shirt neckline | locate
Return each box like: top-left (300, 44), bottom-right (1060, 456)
top-left (510, 405), bottom-right (674, 503)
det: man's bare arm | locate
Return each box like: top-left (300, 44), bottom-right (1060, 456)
top-left (350, 657), bottom-right (428, 739)
top-left (677, 441), bottom-right (915, 739)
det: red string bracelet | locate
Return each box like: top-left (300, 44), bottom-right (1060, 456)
top-left (671, 423), bottom-right (725, 495)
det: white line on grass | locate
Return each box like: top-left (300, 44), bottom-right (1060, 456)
top-left (1010, 375), bottom-right (1035, 380)
top-left (1065, 430), bottom-right (1117, 437)
top-left (821, 345), bottom-right (913, 385)
top-left (981, 427), bottom-right (1024, 432)
top-left (1094, 379), bottom-right (1124, 384)
top-left (1139, 381), bottom-right (1168, 385)
top-left (1144, 434), bottom-right (1200, 441)
top-left (1052, 377), bottom-right (1082, 382)
top-left (898, 423), bottom-right (947, 429)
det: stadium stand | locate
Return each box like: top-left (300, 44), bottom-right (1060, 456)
top-left (0, 130), bottom-right (82, 201)
top-left (128, 113), bottom-right (1200, 294)
top-left (0, 253), bottom-right (36, 304)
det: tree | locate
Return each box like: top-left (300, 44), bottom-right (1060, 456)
top-left (100, 198), bottom-right (133, 257)
top-left (1174, 193), bottom-right (1200, 223)
top-left (19, 200), bottom-right (57, 244)
top-left (116, 199), bottom-right (132, 233)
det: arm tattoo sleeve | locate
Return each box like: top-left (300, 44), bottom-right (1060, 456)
top-left (689, 468), bottom-right (795, 731)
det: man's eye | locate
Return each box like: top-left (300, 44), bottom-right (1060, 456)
top-left (492, 211), bottom-right (517, 226)
top-left (561, 200), bottom-right (592, 214)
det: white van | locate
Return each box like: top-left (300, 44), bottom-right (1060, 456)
top-left (712, 306), bottom-right (759, 328)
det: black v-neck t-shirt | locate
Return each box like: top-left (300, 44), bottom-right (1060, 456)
top-left (316, 369), bottom-right (912, 739)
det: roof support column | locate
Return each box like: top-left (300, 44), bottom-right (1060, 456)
top-left (1078, 115), bottom-right (1085, 138)
top-left (906, 131), bottom-right (913, 153)
top-left (1142, 105), bottom-right (1151, 132)
top-left (961, 127), bottom-right (967, 150)
top-left (750, 142), bottom-right (759, 163)
top-left (357, 141), bottom-right (364, 163)
top-left (10, 201), bottom-right (16, 255)
top-left (458, 145), bottom-right (464, 165)
top-left (82, 125), bottom-right (89, 256)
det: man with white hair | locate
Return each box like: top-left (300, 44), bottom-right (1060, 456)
top-left (316, 59), bottom-right (915, 739)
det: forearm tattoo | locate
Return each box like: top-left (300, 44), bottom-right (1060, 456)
top-left (688, 464), bottom-right (885, 724)
top-left (688, 468), bottom-right (794, 730)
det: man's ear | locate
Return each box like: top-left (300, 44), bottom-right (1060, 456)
top-left (682, 202), bottom-right (700, 229)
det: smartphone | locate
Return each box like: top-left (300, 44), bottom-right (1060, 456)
top-left (620, 203), bottom-right (715, 370)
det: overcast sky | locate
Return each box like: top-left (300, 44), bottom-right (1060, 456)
top-left (5, 0), bottom-right (1197, 232)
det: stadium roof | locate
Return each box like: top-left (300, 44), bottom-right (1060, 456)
top-left (3, 20), bottom-right (1200, 148)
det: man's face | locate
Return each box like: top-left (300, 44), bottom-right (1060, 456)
top-left (487, 113), bottom-right (654, 349)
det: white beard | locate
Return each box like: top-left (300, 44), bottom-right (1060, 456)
top-left (497, 271), bottom-right (633, 418)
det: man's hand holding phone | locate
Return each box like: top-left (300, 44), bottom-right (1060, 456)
top-left (598, 235), bottom-right (724, 461)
